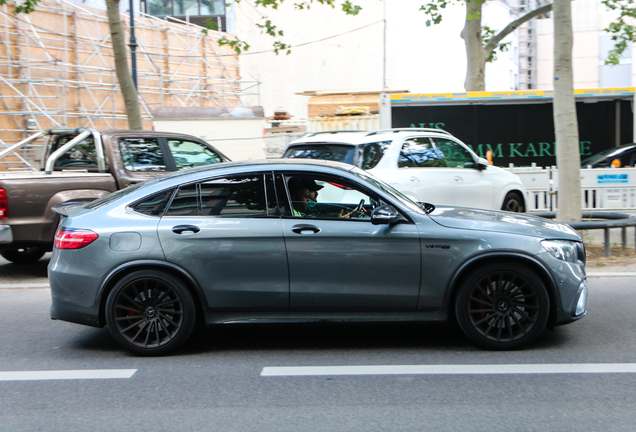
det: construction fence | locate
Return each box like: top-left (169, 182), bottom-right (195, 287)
top-left (0, 0), bottom-right (257, 170)
top-left (507, 165), bottom-right (636, 212)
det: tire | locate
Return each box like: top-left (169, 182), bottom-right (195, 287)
top-left (455, 262), bottom-right (550, 350)
top-left (0, 246), bottom-right (46, 264)
top-left (105, 270), bottom-right (196, 356)
top-left (501, 192), bottom-right (525, 213)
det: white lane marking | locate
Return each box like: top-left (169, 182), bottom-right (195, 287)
top-left (261, 363), bottom-right (636, 377)
top-left (587, 272), bottom-right (636, 278)
top-left (0, 369), bottom-right (137, 381)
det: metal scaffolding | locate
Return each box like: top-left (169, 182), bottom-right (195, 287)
top-left (0, 0), bottom-right (259, 170)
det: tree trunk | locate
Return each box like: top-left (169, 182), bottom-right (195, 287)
top-left (461, 0), bottom-right (486, 91)
top-left (105, 0), bottom-right (142, 130)
top-left (553, 0), bottom-right (581, 222)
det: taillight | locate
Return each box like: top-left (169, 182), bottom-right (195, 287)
top-left (0, 188), bottom-right (7, 219)
top-left (54, 228), bottom-right (99, 249)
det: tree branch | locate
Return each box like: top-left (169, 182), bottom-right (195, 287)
top-left (483, 3), bottom-right (552, 55)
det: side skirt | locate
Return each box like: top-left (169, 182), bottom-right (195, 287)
top-left (204, 309), bottom-right (448, 326)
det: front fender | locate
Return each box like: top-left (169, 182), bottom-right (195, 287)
top-left (444, 251), bottom-right (561, 312)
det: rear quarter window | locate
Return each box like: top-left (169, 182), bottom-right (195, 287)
top-left (131, 189), bottom-right (175, 216)
top-left (358, 140), bottom-right (391, 169)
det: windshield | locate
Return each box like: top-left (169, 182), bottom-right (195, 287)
top-left (581, 146), bottom-right (635, 167)
top-left (284, 144), bottom-right (356, 165)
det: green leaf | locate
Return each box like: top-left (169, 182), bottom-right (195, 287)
top-left (218, 37), bottom-right (251, 55)
top-left (202, 17), bottom-right (219, 31)
top-left (8, 0), bottom-right (41, 14)
top-left (341, 1), bottom-right (361, 15)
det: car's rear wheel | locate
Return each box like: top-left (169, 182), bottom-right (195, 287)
top-left (455, 262), bottom-right (549, 350)
top-left (0, 246), bottom-right (46, 264)
top-left (105, 270), bottom-right (196, 356)
top-left (501, 192), bottom-right (525, 212)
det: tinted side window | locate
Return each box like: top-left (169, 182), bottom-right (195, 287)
top-left (200, 176), bottom-right (268, 217)
top-left (358, 140), bottom-right (391, 170)
top-left (167, 139), bottom-right (223, 170)
top-left (131, 189), bottom-right (174, 216)
top-left (433, 138), bottom-right (474, 168)
top-left (166, 184), bottom-right (198, 216)
top-left (398, 138), bottom-right (446, 168)
top-left (119, 138), bottom-right (166, 172)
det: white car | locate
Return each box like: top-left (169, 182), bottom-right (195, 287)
top-left (283, 128), bottom-right (527, 212)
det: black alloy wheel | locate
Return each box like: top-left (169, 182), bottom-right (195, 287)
top-left (455, 263), bottom-right (549, 350)
top-left (501, 192), bottom-right (525, 213)
top-left (105, 270), bottom-right (196, 356)
top-left (0, 246), bottom-right (46, 264)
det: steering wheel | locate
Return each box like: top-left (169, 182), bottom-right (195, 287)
top-left (354, 199), bottom-right (365, 212)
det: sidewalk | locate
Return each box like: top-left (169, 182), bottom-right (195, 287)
top-left (584, 242), bottom-right (636, 277)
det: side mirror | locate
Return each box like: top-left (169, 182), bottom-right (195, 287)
top-left (371, 205), bottom-right (401, 225)
top-left (475, 157), bottom-right (489, 170)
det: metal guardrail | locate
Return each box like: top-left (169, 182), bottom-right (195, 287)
top-left (535, 212), bottom-right (636, 257)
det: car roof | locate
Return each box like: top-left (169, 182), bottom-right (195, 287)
top-left (581, 143), bottom-right (636, 166)
top-left (140, 158), bottom-right (357, 188)
top-left (46, 128), bottom-right (210, 140)
top-left (288, 128), bottom-right (455, 147)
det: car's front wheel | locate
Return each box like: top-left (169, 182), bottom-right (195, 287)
top-left (501, 191), bottom-right (525, 212)
top-left (105, 270), bottom-right (196, 356)
top-left (455, 262), bottom-right (550, 350)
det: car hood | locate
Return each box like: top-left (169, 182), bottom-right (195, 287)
top-left (428, 207), bottom-right (581, 240)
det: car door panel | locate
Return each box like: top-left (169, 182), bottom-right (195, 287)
top-left (157, 174), bottom-right (289, 310)
top-left (279, 174), bottom-right (421, 311)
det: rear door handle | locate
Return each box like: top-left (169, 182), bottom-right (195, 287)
top-left (454, 176), bottom-right (463, 182)
top-left (172, 225), bottom-right (201, 235)
top-left (292, 224), bottom-right (321, 235)
top-left (409, 176), bottom-right (420, 182)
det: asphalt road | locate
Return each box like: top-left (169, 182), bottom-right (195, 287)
top-left (1, 256), bottom-right (636, 431)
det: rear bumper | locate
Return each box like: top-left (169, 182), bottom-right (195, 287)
top-left (50, 297), bottom-right (102, 328)
top-left (0, 225), bottom-right (12, 243)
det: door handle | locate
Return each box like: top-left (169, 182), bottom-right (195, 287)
top-left (409, 176), bottom-right (420, 182)
top-left (291, 224), bottom-right (321, 235)
top-left (454, 176), bottom-right (463, 182)
top-left (172, 225), bottom-right (201, 235)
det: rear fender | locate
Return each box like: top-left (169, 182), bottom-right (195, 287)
top-left (43, 189), bottom-right (113, 240)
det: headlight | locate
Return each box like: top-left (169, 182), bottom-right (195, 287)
top-left (541, 239), bottom-right (581, 263)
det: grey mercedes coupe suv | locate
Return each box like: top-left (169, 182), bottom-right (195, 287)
top-left (49, 160), bottom-right (587, 355)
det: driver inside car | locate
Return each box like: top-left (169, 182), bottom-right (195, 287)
top-left (288, 178), bottom-right (310, 217)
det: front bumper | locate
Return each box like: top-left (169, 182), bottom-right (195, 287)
top-left (554, 278), bottom-right (588, 325)
top-left (0, 225), bottom-right (12, 243)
